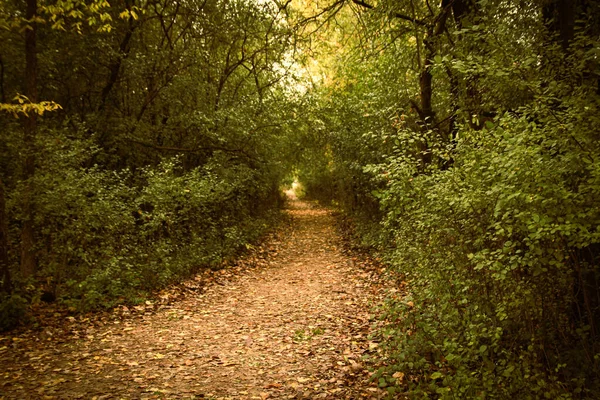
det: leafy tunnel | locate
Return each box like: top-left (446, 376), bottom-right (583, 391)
top-left (1, 0), bottom-right (600, 397)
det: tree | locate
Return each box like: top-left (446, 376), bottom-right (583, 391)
top-left (0, 0), bottom-right (301, 324)
top-left (19, 0), bottom-right (39, 278)
top-left (0, 178), bottom-right (10, 293)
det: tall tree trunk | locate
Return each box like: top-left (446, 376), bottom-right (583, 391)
top-left (413, 1), bottom-right (452, 168)
top-left (542, 0), bottom-right (576, 49)
top-left (543, 0), bottom-right (600, 342)
top-left (419, 37), bottom-right (434, 124)
top-left (452, 0), bottom-right (482, 121)
top-left (0, 55), bottom-right (6, 103)
top-left (0, 178), bottom-right (11, 293)
top-left (98, 0), bottom-right (136, 113)
top-left (20, 0), bottom-right (38, 278)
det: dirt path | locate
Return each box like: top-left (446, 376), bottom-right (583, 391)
top-left (0, 200), bottom-right (387, 399)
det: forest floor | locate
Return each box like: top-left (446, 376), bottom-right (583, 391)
top-left (0, 199), bottom-right (397, 400)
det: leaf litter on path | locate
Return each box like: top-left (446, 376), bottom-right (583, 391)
top-left (0, 200), bottom-right (395, 399)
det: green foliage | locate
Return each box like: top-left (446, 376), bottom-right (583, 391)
top-left (373, 106), bottom-right (600, 398)
top-left (292, 0), bottom-right (600, 398)
top-left (361, 15), bottom-right (600, 399)
top-left (9, 144), bottom-right (282, 311)
top-left (0, 0), bottom-right (298, 324)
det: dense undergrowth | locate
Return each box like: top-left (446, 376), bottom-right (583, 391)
top-left (0, 144), bottom-right (284, 330)
top-left (370, 107), bottom-right (600, 399)
top-left (0, 0), bottom-right (297, 331)
top-left (295, 1), bottom-right (600, 398)
top-left (303, 94), bottom-right (600, 400)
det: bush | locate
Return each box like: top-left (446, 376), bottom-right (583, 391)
top-left (371, 105), bottom-right (600, 398)
top-left (5, 133), bottom-right (283, 314)
top-left (0, 294), bottom-right (28, 332)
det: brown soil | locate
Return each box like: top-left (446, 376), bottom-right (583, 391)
top-left (0, 200), bottom-right (388, 399)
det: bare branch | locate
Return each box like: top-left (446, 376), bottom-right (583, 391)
top-left (126, 138), bottom-right (257, 160)
top-left (351, 0), bottom-right (426, 26)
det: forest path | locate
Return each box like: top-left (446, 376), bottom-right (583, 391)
top-left (1, 200), bottom-right (387, 400)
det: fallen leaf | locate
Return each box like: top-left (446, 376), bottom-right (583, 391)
top-left (392, 371), bottom-right (405, 381)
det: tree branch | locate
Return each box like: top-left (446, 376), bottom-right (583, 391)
top-left (126, 138), bottom-right (252, 157)
top-left (351, 0), bottom-right (426, 26)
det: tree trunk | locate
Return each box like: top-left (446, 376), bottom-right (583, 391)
top-left (414, 1), bottom-right (452, 168)
top-left (0, 55), bottom-right (6, 103)
top-left (542, 0), bottom-right (576, 49)
top-left (98, 0), bottom-right (136, 113)
top-left (20, 0), bottom-right (38, 278)
top-left (419, 40), bottom-right (434, 124)
top-left (0, 178), bottom-right (11, 293)
top-left (542, 0), bottom-right (600, 342)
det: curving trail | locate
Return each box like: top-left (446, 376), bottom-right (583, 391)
top-left (0, 200), bottom-right (387, 399)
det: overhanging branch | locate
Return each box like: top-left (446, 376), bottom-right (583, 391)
top-left (126, 138), bottom-right (255, 160)
top-left (351, 0), bottom-right (426, 26)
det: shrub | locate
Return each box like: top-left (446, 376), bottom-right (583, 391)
top-left (372, 106), bottom-right (600, 398)
top-left (0, 294), bottom-right (28, 332)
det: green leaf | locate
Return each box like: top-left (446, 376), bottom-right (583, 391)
top-left (430, 372), bottom-right (443, 380)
